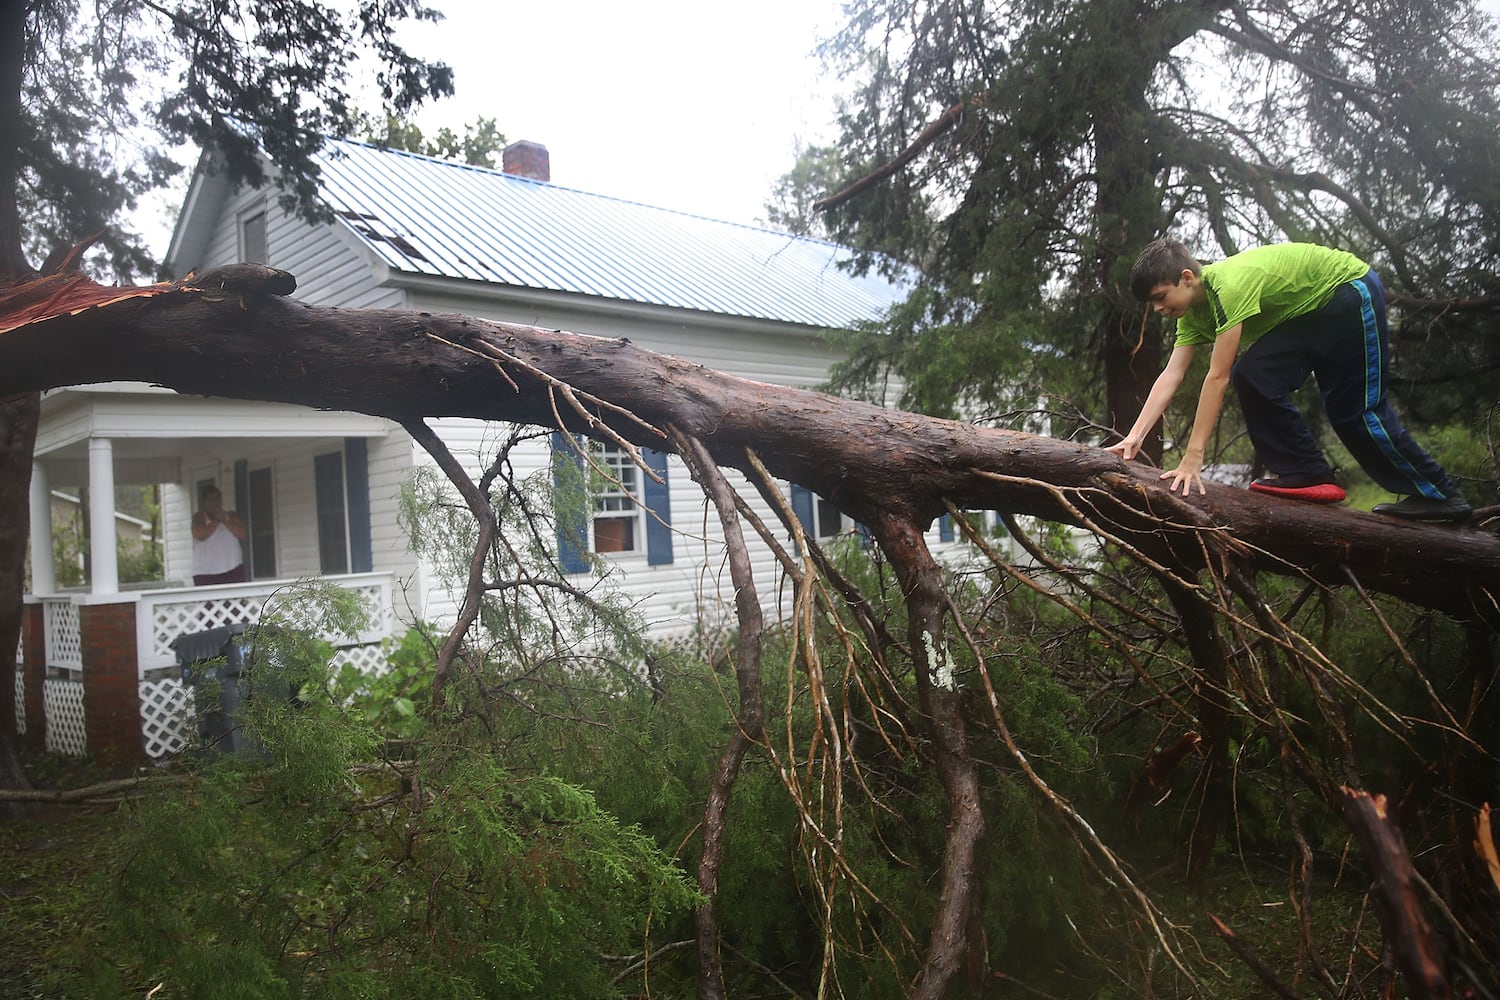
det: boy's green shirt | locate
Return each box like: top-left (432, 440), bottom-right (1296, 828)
top-left (1174, 243), bottom-right (1370, 348)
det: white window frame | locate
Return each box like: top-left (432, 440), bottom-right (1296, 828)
top-left (239, 206), bottom-right (268, 263)
top-left (589, 442), bottom-right (644, 555)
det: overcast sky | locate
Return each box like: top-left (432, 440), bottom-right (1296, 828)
top-left (392, 0), bottom-right (849, 228)
top-left (389, 0), bottom-right (1500, 231)
top-left (136, 0), bottom-right (1500, 255)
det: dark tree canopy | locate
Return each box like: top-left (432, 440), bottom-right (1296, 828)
top-left (3, 0), bottom-right (454, 282)
top-left (807, 0), bottom-right (1500, 447)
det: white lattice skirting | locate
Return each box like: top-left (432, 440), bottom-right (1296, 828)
top-left (146, 582), bottom-right (394, 668)
top-left (330, 642), bottom-right (390, 676)
top-left (43, 678), bottom-right (86, 757)
top-left (44, 601), bottom-right (83, 669)
top-left (138, 643), bottom-right (388, 760)
top-left (140, 677), bottom-right (193, 759)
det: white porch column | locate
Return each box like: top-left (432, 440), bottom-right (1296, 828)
top-left (88, 437), bottom-right (119, 595)
top-left (28, 461), bottom-right (56, 594)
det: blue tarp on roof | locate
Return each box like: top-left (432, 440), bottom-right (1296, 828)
top-left (312, 138), bottom-right (911, 329)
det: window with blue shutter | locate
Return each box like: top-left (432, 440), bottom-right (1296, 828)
top-left (313, 451), bottom-right (349, 573)
top-left (344, 438), bottom-right (373, 572)
top-left (791, 484), bottom-right (816, 537)
top-left (642, 448), bottom-right (673, 566)
top-left (550, 431), bottom-right (590, 573)
top-left (791, 484), bottom-right (847, 539)
top-left (551, 434), bottom-right (675, 570)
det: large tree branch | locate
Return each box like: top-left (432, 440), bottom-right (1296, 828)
top-left (4, 267), bottom-right (1500, 624)
top-left (875, 512), bottom-right (984, 1000)
top-left (675, 430), bottom-right (767, 1000)
top-left (812, 98), bottom-right (980, 213)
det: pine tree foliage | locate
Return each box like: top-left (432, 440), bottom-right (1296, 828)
top-left (360, 113), bottom-right (507, 168)
top-left (9, 0), bottom-right (454, 280)
top-left (808, 0), bottom-right (1500, 435)
top-left (89, 582), bottom-right (697, 999)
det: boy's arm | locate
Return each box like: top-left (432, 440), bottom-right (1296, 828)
top-left (1107, 343), bottom-right (1197, 461)
top-left (1161, 323), bottom-right (1242, 495)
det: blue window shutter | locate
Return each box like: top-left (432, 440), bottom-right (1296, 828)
top-left (551, 432), bottom-right (589, 573)
top-left (791, 484), bottom-right (815, 535)
top-left (344, 437), bottom-right (373, 572)
top-left (642, 448), bottom-right (673, 566)
top-left (938, 514), bottom-right (955, 542)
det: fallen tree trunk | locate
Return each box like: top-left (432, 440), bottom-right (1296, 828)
top-left (3, 264), bottom-right (1498, 623)
top-left (5, 265), bottom-right (1497, 997)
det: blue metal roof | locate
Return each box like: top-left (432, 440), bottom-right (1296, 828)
top-left (311, 137), bottom-right (911, 329)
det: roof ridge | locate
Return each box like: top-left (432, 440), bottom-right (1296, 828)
top-left (320, 135), bottom-right (859, 249)
top-left (310, 134), bottom-right (912, 328)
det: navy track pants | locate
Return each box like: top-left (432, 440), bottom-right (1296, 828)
top-left (1229, 269), bottom-right (1455, 500)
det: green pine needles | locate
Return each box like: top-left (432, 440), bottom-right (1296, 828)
top-left (87, 580), bottom-right (697, 999)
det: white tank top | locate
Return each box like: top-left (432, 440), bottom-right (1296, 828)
top-left (193, 521), bottom-right (244, 575)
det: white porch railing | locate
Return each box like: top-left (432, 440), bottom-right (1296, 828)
top-left (133, 572), bottom-right (396, 674)
top-left (29, 573), bottom-right (397, 760)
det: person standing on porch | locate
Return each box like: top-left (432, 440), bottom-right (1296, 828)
top-left (192, 486), bottom-right (248, 585)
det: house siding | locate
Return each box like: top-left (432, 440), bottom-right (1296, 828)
top-left (142, 148), bottom-right (947, 648)
top-left (200, 186), bottom-right (402, 311)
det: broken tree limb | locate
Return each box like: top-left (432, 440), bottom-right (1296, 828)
top-left (876, 511), bottom-right (985, 1000)
top-left (3, 266), bottom-right (1499, 624)
top-left (676, 431), bottom-right (768, 1000)
top-left (1338, 787), bottom-right (1451, 1000)
top-left (812, 98), bottom-right (981, 213)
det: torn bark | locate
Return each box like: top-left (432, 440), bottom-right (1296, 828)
top-left (1338, 787), bottom-right (1451, 1000)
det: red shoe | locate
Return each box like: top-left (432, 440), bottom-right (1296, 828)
top-left (1248, 476), bottom-right (1346, 503)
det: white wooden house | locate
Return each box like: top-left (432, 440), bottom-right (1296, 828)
top-left (17, 137), bottom-right (951, 764)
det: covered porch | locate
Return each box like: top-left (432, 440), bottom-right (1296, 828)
top-left (15, 384), bottom-right (407, 764)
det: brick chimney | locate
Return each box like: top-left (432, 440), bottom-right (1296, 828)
top-left (502, 140), bottom-right (550, 182)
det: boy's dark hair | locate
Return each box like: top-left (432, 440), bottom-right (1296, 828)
top-left (1129, 238), bottom-right (1201, 301)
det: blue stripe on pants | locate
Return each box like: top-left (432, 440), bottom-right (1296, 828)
top-left (1350, 277), bottom-right (1446, 499)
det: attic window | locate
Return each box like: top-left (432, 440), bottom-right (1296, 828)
top-left (241, 210), bottom-right (267, 263)
top-left (335, 208), bottom-right (429, 262)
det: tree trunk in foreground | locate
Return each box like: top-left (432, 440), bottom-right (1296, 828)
top-left (0, 391), bottom-right (38, 805)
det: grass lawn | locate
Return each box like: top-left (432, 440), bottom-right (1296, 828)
top-left (0, 752), bottom-right (138, 998)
